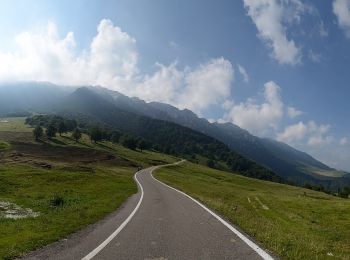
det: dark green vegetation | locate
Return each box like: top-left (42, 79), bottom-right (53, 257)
top-left (0, 117), bottom-right (177, 259)
top-left (155, 162), bottom-right (350, 259)
top-left (26, 105), bottom-right (281, 183)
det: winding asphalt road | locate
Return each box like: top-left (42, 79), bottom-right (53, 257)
top-left (24, 162), bottom-right (273, 260)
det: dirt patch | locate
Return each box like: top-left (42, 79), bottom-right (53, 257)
top-left (0, 131), bottom-right (33, 142)
top-left (0, 142), bottom-right (133, 169)
top-left (9, 142), bottom-right (117, 163)
top-left (0, 201), bottom-right (40, 219)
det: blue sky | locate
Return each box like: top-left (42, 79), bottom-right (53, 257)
top-left (0, 0), bottom-right (350, 170)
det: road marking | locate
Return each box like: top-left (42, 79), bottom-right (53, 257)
top-left (151, 172), bottom-right (274, 260)
top-left (81, 170), bottom-right (145, 260)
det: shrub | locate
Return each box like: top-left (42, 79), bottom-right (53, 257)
top-left (50, 195), bottom-right (65, 207)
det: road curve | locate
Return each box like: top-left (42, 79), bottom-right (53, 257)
top-left (23, 162), bottom-right (273, 260)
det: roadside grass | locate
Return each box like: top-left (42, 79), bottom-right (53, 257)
top-left (0, 163), bottom-right (136, 259)
top-left (154, 162), bottom-right (350, 260)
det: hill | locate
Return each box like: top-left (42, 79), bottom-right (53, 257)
top-left (0, 82), bottom-right (348, 189)
top-left (88, 86), bottom-right (349, 189)
top-left (51, 87), bottom-right (281, 182)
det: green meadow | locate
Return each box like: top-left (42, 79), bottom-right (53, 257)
top-left (155, 162), bottom-right (350, 260)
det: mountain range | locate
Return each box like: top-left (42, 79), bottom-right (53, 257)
top-left (0, 82), bottom-right (349, 189)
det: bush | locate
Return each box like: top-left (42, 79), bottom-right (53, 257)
top-left (50, 195), bottom-right (65, 207)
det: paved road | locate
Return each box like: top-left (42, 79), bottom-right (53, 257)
top-left (24, 163), bottom-right (272, 260)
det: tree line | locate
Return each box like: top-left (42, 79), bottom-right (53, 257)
top-left (26, 115), bottom-right (150, 151)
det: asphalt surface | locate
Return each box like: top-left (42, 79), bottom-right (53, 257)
top-left (23, 163), bottom-right (270, 260)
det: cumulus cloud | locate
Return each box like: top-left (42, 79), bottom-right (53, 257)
top-left (287, 106), bottom-right (303, 118)
top-left (178, 58), bottom-right (234, 113)
top-left (223, 81), bottom-right (283, 134)
top-left (333, 0), bottom-right (350, 38)
top-left (276, 121), bottom-right (307, 143)
top-left (138, 58), bottom-right (234, 114)
top-left (243, 0), bottom-right (304, 65)
top-left (237, 64), bottom-right (250, 82)
top-left (277, 120), bottom-right (332, 146)
top-left (0, 19), bottom-right (138, 89)
top-left (0, 19), bottom-right (234, 115)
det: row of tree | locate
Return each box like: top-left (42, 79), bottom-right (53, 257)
top-left (26, 115), bottom-right (78, 136)
top-left (303, 182), bottom-right (350, 198)
top-left (88, 125), bottom-right (150, 151)
top-left (28, 115), bottom-right (150, 152)
top-left (33, 125), bottom-right (82, 142)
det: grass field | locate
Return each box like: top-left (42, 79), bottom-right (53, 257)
top-left (0, 163), bottom-right (136, 259)
top-left (0, 117), bottom-right (178, 259)
top-left (155, 162), bottom-right (350, 259)
top-left (0, 117), bottom-right (32, 132)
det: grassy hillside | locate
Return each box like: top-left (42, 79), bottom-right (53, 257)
top-left (154, 162), bottom-right (350, 259)
top-left (0, 117), bottom-right (177, 259)
top-left (89, 86), bottom-right (347, 188)
top-left (55, 87), bottom-right (282, 182)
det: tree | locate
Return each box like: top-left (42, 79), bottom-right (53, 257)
top-left (46, 124), bottom-right (57, 140)
top-left (33, 125), bottom-right (43, 141)
top-left (90, 126), bottom-right (102, 143)
top-left (138, 140), bottom-right (147, 152)
top-left (110, 131), bottom-right (122, 143)
top-left (57, 121), bottom-right (66, 136)
top-left (72, 128), bottom-right (82, 142)
top-left (339, 187), bottom-right (350, 198)
top-left (122, 136), bottom-right (137, 150)
top-left (207, 159), bottom-right (215, 168)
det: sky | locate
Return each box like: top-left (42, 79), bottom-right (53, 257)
top-left (0, 0), bottom-right (350, 170)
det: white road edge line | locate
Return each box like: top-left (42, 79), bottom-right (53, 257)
top-left (81, 170), bottom-right (145, 260)
top-left (151, 168), bottom-right (274, 260)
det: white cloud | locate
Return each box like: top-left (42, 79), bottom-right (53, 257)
top-left (222, 100), bottom-right (234, 110)
top-left (243, 0), bottom-right (303, 65)
top-left (333, 0), bottom-right (350, 38)
top-left (178, 58), bottom-right (234, 113)
top-left (340, 137), bottom-right (348, 145)
top-left (287, 106), bottom-right (303, 118)
top-left (0, 19), bottom-right (138, 89)
top-left (237, 64), bottom-right (250, 82)
top-left (277, 120), bottom-right (332, 146)
top-left (223, 81), bottom-right (284, 134)
top-left (138, 58), bottom-right (234, 114)
top-left (307, 135), bottom-right (333, 146)
top-left (276, 121), bottom-right (307, 143)
top-left (0, 19), bottom-right (234, 115)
